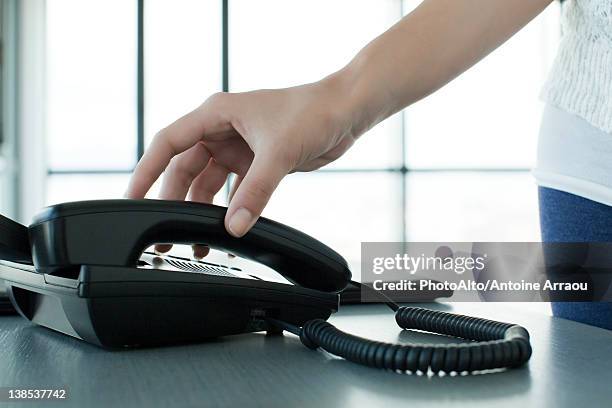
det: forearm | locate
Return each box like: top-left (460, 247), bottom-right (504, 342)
top-left (330, 0), bottom-right (553, 136)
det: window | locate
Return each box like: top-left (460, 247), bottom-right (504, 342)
top-left (0, 0), bottom-right (5, 214)
top-left (46, 0), bottom-right (138, 172)
top-left (144, 0), bottom-right (222, 146)
top-left (41, 0), bottom-right (560, 277)
top-left (0, 0), bottom-right (18, 218)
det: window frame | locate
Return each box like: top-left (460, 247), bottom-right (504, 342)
top-left (0, 0), bottom-right (18, 218)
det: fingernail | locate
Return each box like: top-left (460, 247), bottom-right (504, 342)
top-left (192, 246), bottom-right (209, 260)
top-left (155, 244), bottom-right (171, 254)
top-left (228, 208), bottom-right (253, 237)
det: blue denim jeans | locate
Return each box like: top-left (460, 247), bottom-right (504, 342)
top-left (539, 186), bottom-right (612, 330)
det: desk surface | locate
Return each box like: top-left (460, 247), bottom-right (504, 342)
top-left (0, 302), bottom-right (610, 408)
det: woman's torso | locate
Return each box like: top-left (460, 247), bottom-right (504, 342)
top-left (536, 0), bottom-right (612, 203)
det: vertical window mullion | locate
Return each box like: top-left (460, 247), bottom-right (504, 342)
top-left (222, 0), bottom-right (230, 198)
top-left (136, 0), bottom-right (145, 161)
top-left (400, 0), bottom-right (408, 243)
top-left (222, 0), bottom-right (229, 93)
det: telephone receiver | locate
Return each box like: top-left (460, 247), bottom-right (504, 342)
top-left (26, 199), bottom-right (351, 292)
top-left (0, 199), bottom-right (532, 374)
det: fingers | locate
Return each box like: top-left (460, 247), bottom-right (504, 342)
top-left (188, 159), bottom-right (230, 204)
top-left (225, 175), bottom-right (244, 259)
top-left (225, 153), bottom-right (289, 237)
top-left (126, 91), bottom-right (291, 241)
top-left (189, 159), bottom-right (230, 259)
top-left (154, 143), bottom-right (211, 254)
top-left (192, 245), bottom-right (210, 260)
top-left (125, 94), bottom-right (232, 199)
top-left (160, 142), bottom-right (212, 201)
top-left (228, 175), bottom-right (243, 202)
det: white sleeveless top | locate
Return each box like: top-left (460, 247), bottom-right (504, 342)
top-left (535, 0), bottom-right (612, 205)
top-left (534, 105), bottom-right (612, 206)
top-left (540, 0), bottom-right (612, 133)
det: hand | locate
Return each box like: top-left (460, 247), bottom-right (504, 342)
top-left (126, 73), bottom-right (364, 257)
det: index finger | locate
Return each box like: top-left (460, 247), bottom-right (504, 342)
top-left (125, 96), bottom-right (231, 198)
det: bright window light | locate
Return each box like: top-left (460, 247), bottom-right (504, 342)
top-left (46, 0), bottom-right (137, 171)
top-left (144, 0), bottom-right (222, 147)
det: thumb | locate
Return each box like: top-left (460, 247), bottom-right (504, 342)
top-left (225, 153), bottom-right (288, 237)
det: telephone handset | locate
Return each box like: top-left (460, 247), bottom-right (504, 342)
top-left (0, 200), bottom-right (531, 374)
top-left (28, 199), bottom-right (351, 292)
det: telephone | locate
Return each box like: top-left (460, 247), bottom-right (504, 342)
top-left (0, 200), bottom-right (531, 374)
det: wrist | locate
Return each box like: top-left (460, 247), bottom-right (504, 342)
top-left (320, 54), bottom-right (395, 140)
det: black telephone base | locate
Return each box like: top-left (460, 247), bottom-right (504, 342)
top-left (0, 260), bottom-right (337, 348)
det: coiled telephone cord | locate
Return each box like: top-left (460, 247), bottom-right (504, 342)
top-left (267, 282), bottom-right (531, 374)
